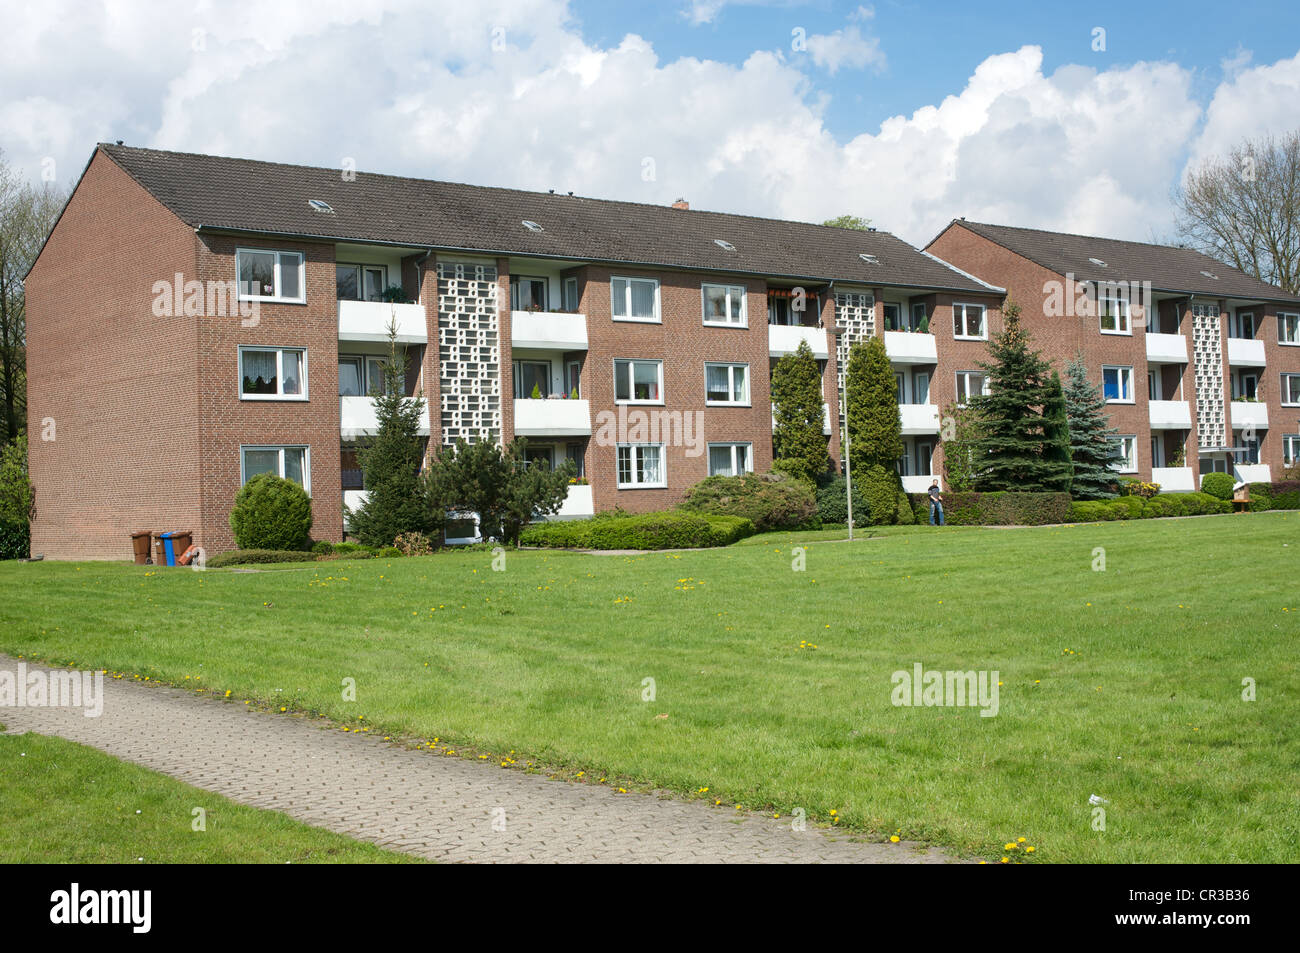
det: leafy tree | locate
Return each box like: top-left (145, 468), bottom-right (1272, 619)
top-left (770, 340), bottom-right (828, 483)
top-left (1062, 355), bottom-right (1122, 499)
top-left (1042, 371), bottom-right (1074, 493)
top-left (347, 326), bottom-right (433, 547)
top-left (967, 303), bottom-right (1073, 491)
top-left (1174, 130), bottom-right (1300, 293)
top-left (422, 437), bottom-right (574, 545)
top-left (844, 337), bottom-right (902, 474)
top-left (0, 433), bottom-right (33, 523)
top-left (822, 215), bottom-right (873, 231)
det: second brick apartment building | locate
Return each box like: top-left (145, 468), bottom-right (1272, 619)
top-left (24, 144), bottom-right (1300, 558)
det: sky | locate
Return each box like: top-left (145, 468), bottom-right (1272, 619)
top-left (2, 0), bottom-right (1298, 248)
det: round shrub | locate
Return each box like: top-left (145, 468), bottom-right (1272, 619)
top-left (310, 540), bottom-right (334, 555)
top-left (376, 546), bottom-right (403, 558)
top-left (229, 473), bottom-right (313, 551)
top-left (679, 472), bottom-right (817, 532)
top-left (1114, 495), bottom-right (1145, 519)
top-left (1201, 472), bottom-right (1234, 501)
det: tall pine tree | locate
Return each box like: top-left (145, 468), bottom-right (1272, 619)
top-left (771, 340), bottom-right (829, 483)
top-left (844, 336), bottom-right (903, 474)
top-left (1062, 355), bottom-right (1122, 499)
top-left (1042, 371), bottom-right (1074, 492)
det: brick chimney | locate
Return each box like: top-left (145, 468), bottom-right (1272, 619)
top-left (671, 198), bottom-right (689, 210)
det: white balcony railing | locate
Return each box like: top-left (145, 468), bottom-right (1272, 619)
top-left (1144, 332), bottom-right (1188, 364)
top-left (1226, 338), bottom-right (1266, 367)
top-left (899, 403), bottom-right (941, 434)
top-left (340, 395), bottom-right (431, 439)
top-left (883, 330), bottom-right (938, 364)
top-left (511, 311), bottom-right (589, 350)
top-left (1230, 401), bottom-right (1269, 431)
top-left (901, 474), bottom-right (942, 494)
top-left (769, 324), bottom-right (830, 360)
top-left (1151, 467), bottom-right (1195, 492)
top-left (513, 398), bottom-right (592, 436)
top-left (1148, 400), bottom-right (1192, 430)
top-left (337, 299), bottom-right (427, 343)
top-left (1234, 463), bottom-right (1272, 485)
top-left (555, 484), bottom-right (595, 519)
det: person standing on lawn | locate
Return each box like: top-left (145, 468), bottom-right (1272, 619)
top-left (928, 479), bottom-right (944, 525)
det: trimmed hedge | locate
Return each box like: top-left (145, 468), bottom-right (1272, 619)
top-left (0, 519), bottom-right (30, 560)
top-left (1068, 492), bottom-right (1230, 523)
top-left (520, 512), bottom-right (755, 550)
top-left (679, 472), bottom-right (818, 532)
top-left (1249, 480), bottom-right (1300, 511)
top-left (1157, 492), bottom-right (1230, 516)
top-left (207, 549), bottom-right (320, 568)
top-left (908, 491), bottom-right (1071, 526)
top-left (1141, 496), bottom-right (1186, 519)
top-left (1201, 472), bottom-right (1234, 501)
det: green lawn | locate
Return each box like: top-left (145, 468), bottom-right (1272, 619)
top-left (2, 512), bottom-right (1296, 863)
top-left (0, 730), bottom-right (419, 863)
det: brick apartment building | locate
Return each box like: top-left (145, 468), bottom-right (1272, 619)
top-left (24, 145), bottom-right (1299, 560)
top-left (928, 220), bottom-right (1300, 490)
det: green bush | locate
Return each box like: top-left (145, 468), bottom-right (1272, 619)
top-left (1113, 495), bottom-right (1146, 519)
top-left (860, 465), bottom-right (904, 525)
top-left (520, 512), bottom-right (755, 550)
top-left (376, 547), bottom-right (403, 558)
top-left (815, 475), bottom-right (865, 525)
top-left (1161, 492), bottom-right (1230, 516)
top-left (332, 542), bottom-right (372, 553)
top-left (1104, 499), bottom-right (1134, 519)
top-left (1201, 472), bottom-right (1234, 501)
top-left (909, 491), bottom-right (1071, 526)
top-left (1067, 501), bottom-right (1111, 522)
top-left (1142, 496), bottom-right (1187, 519)
top-left (310, 540), bottom-right (334, 555)
top-left (229, 473), bottom-right (313, 551)
top-left (1248, 481), bottom-right (1300, 511)
top-left (0, 519), bottom-right (30, 560)
top-left (679, 472), bottom-right (818, 532)
top-left (207, 549), bottom-right (318, 568)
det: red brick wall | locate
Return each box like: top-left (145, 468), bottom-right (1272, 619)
top-left (25, 150), bottom-right (203, 560)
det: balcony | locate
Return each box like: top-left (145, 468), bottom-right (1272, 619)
top-left (883, 330), bottom-right (938, 365)
top-left (1151, 467), bottom-right (1195, 492)
top-left (555, 484), bottom-right (595, 519)
top-left (899, 403), bottom-right (941, 435)
top-left (340, 395), bottom-right (431, 439)
top-left (769, 324), bottom-right (830, 360)
top-left (1233, 463), bottom-right (1272, 485)
top-left (901, 474), bottom-right (942, 494)
top-left (1144, 332), bottom-right (1188, 364)
top-left (1227, 338), bottom-right (1266, 367)
top-left (337, 299), bottom-right (427, 343)
top-left (513, 398), bottom-right (592, 436)
top-left (1230, 401), bottom-right (1269, 430)
top-left (511, 311), bottom-right (589, 350)
top-left (1148, 400), bottom-right (1192, 430)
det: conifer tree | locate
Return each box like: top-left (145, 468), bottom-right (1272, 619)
top-left (1062, 354), bottom-right (1123, 499)
top-left (771, 340), bottom-right (829, 483)
top-left (844, 336), bottom-right (903, 474)
top-left (1042, 370), bottom-right (1074, 493)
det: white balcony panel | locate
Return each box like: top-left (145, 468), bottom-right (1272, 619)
top-left (769, 324), bottom-right (830, 360)
top-left (1144, 332), bottom-right (1188, 364)
top-left (883, 330), bottom-right (938, 364)
top-left (1226, 338), bottom-right (1266, 367)
top-left (513, 398), bottom-right (592, 436)
top-left (1148, 400), bottom-right (1192, 430)
top-left (554, 484), bottom-right (594, 520)
top-left (823, 402), bottom-right (832, 436)
top-left (1234, 463), bottom-right (1271, 485)
top-left (899, 403), bottom-right (941, 435)
top-left (337, 300), bottom-right (427, 343)
top-left (340, 396), bottom-right (430, 439)
top-left (343, 490), bottom-right (368, 518)
top-left (901, 475), bottom-right (942, 493)
top-left (1151, 467), bottom-right (1195, 492)
top-left (511, 311), bottom-right (589, 350)
top-left (1230, 401), bottom-right (1269, 430)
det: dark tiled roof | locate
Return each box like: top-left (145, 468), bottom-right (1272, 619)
top-left (98, 144), bottom-right (1000, 294)
top-left (936, 219), bottom-right (1300, 304)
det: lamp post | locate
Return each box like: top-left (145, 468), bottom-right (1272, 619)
top-left (841, 379), bottom-right (853, 541)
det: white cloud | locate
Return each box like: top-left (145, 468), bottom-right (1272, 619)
top-left (1187, 49), bottom-right (1300, 169)
top-left (805, 25), bottom-right (885, 74)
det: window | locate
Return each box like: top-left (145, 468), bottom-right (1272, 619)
top-left (241, 446), bottom-right (310, 492)
top-left (702, 283), bottom-right (747, 326)
top-left (1233, 435), bottom-right (1260, 465)
top-left (708, 443), bottom-right (752, 477)
top-left (336, 264), bottom-right (387, 302)
top-left (1232, 371), bottom-right (1258, 401)
top-left (1098, 290), bottom-right (1131, 334)
top-left (1283, 374), bottom-right (1300, 405)
top-left (511, 276), bottom-right (548, 311)
top-left (616, 444), bottom-right (664, 487)
top-left (565, 360), bottom-right (581, 398)
top-left (614, 359), bottom-right (663, 403)
top-left (913, 372), bottom-right (930, 404)
top-left (955, 371), bottom-right (987, 405)
top-left (952, 303), bottom-right (986, 339)
top-left (563, 277), bottom-right (579, 311)
top-left (611, 276), bottom-right (660, 322)
top-left (566, 442), bottom-right (585, 477)
top-left (1102, 365), bottom-right (1134, 403)
top-left (1230, 311), bottom-right (1256, 339)
top-left (911, 302), bottom-right (927, 330)
top-left (1110, 436), bottom-right (1137, 473)
top-left (514, 360), bottom-right (552, 399)
top-left (237, 249), bottom-right (304, 303)
top-left (916, 440), bottom-right (935, 476)
top-left (339, 354), bottom-right (404, 396)
top-left (894, 371), bottom-right (906, 403)
top-left (705, 363), bottom-right (749, 405)
top-left (1285, 435), bottom-right (1300, 466)
top-left (240, 347), bottom-right (306, 399)
top-left (882, 302), bottom-right (902, 331)
top-left (1280, 312), bottom-right (1300, 345)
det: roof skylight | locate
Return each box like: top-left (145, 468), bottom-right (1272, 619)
top-left (859, 253), bottom-right (879, 264)
top-left (308, 199), bottom-right (334, 213)
top-left (1200, 270), bottom-right (1219, 280)
top-left (1088, 257), bottom-right (1107, 267)
top-left (522, 220), bottom-right (544, 232)
top-left (713, 239), bottom-right (736, 251)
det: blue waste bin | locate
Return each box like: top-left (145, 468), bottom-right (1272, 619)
top-left (159, 532), bottom-right (180, 567)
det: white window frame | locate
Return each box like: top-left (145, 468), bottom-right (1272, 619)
top-left (613, 358), bottom-right (664, 405)
top-left (616, 443), bottom-right (666, 488)
top-left (611, 276), bottom-right (661, 323)
top-left (1279, 312), bottom-right (1300, 346)
top-left (911, 302), bottom-right (927, 330)
top-left (701, 283), bottom-right (748, 327)
top-left (236, 248), bottom-right (306, 304)
top-left (1098, 290), bottom-right (1131, 335)
top-left (239, 346), bottom-right (308, 401)
top-left (704, 362), bottom-right (749, 406)
top-left (1230, 311), bottom-right (1256, 339)
top-left (1284, 434), bottom-right (1300, 467)
top-left (1110, 435), bottom-right (1137, 474)
top-left (1282, 373), bottom-right (1300, 406)
top-left (240, 445), bottom-right (311, 494)
top-left (1102, 365), bottom-right (1135, 404)
top-left (335, 262), bottom-right (388, 302)
top-left (954, 370), bottom-right (987, 406)
top-left (707, 442), bottom-right (753, 477)
top-left (952, 302), bottom-right (987, 340)
top-left (881, 302), bottom-right (903, 331)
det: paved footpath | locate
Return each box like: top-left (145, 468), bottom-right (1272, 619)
top-left (1, 656), bottom-right (955, 864)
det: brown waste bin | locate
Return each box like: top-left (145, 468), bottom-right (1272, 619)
top-left (131, 531), bottom-right (153, 565)
top-left (170, 531), bottom-right (195, 565)
top-left (153, 534), bottom-right (168, 565)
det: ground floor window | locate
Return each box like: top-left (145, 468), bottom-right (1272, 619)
top-left (241, 445), bottom-right (310, 493)
top-left (1110, 436), bottom-right (1137, 473)
top-left (708, 442), bottom-right (752, 476)
top-left (1284, 435), bottom-right (1300, 466)
top-left (616, 443), bottom-right (664, 487)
